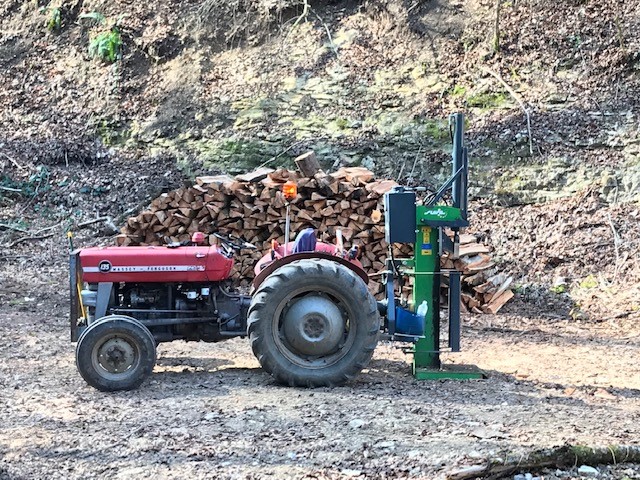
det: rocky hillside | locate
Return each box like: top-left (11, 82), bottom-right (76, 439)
top-left (1, 0), bottom-right (639, 316)
top-left (2, 0), bottom-right (638, 180)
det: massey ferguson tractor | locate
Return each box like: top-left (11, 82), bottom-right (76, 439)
top-left (69, 113), bottom-right (480, 391)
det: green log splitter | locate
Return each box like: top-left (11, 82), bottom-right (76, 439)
top-left (382, 113), bottom-right (485, 380)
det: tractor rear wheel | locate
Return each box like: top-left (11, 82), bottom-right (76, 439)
top-left (76, 315), bottom-right (156, 392)
top-left (248, 259), bottom-right (379, 387)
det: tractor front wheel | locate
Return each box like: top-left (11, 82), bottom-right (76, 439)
top-left (76, 315), bottom-right (156, 392)
top-left (248, 259), bottom-right (379, 387)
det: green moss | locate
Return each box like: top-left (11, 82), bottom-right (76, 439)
top-left (96, 118), bottom-right (131, 147)
top-left (290, 114), bottom-right (330, 134)
top-left (451, 84), bottom-right (466, 97)
top-left (579, 275), bottom-right (598, 289)
top-left (423, 119), bottom-right (449, 142)
top-left (335, 118), bottom-right (350, 130)
top-left (192, 138), bottom-right (295, 175)
top-left (467, 91), bottom-right (507, 109)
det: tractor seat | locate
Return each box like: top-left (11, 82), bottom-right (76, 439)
top-left (293, 228), bottom-right (317, 254)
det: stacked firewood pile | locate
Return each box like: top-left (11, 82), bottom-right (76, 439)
top-left (442, 236), bottom-right (514, 314)
top-left (118, 156), bottom-right (513, 313)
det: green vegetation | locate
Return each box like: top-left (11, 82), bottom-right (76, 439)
top-left (96, 118), bottom-right (131, 146)
top-left (0, 166), bottom-right (50, 198)
top-left (89, 29), bottom-right (122, 62)
top-left (467, 91), bottom-right (507, 109)
top-left (79, 12), bottom-right (124, 63)
top-left (578, 275), bottom-right (598, 289)
top-left (451, 84), bottom-right (466, 97)
top-left (335, 118), bottom-right (349, 130)
top-left (423, 119), bottom-right (449, 142)
top-left (43, 6), bottom-right (62, 32)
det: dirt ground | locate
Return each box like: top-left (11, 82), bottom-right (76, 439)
top-left (1, 256), bottom-right (639, 480)
top-left (1, 1), bottom-right (639, 477)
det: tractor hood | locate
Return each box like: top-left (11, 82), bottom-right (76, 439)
top-left (79, 245), bottom-right (234, 283)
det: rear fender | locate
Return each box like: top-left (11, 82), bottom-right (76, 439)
top-left (252, 252), bottom-right (369, 290)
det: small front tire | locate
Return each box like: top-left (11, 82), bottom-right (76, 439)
top-left (75, 315), bottom-right (156, 392)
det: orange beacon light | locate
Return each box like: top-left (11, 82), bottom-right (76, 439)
top-left (283, 180), bottom-right (297, 201)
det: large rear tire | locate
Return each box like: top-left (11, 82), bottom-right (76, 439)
top-left (248, 259), bottom-right (379, 387)
top-left (76, 315), bottom-right (156, 392)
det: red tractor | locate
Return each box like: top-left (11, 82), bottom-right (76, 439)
top-left (70, 225), bottom-right (379, 391)
top-left (70, 113), bottom-right (475, 391)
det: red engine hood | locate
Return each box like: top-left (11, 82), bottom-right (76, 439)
top-left (79, 245), bottom-right (234, 283)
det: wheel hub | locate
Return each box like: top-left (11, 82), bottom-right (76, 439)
top-left (282, 295), bottom-right (345, 356)
top-left (97, 337), bottom-right (136, 374)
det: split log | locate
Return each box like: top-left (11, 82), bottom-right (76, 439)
top-left (294, 151), bottom-right (322, 177)
top-left (482, 289), bottom-right (514, 314)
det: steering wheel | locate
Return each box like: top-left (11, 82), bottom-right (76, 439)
top-left (213, 233), bottom-right (256, 252)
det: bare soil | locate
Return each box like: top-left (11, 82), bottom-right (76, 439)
top-left (0, 243), bottom-right (639, 480)
top-left (1, 0), bottom-right (639, 478)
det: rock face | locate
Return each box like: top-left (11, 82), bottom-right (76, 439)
top-left (2, 0), bottom-right (638, 209)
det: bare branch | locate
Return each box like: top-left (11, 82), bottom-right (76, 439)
top-left (482, 66), bottom-right (534, 156)
top-left (9, 232), bottom-right (55, 248)
top-left (0, 152), bottom-right (26, 170)
top-left (0, 223), bottom-right (29, 234)
top-left (78, 217), bottom-right (111, 228)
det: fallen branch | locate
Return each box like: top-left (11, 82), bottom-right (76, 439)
top-left (0, 254), bottom-right (30, 260)
top-left (481, 66), bottom-right (534, 156)
top-left (311, 9), bottom-right (339, 61)
top-left (447, 445), bottom-right (640, 480)
top-left (0, 152), bottom-right (25, 171)
top-left (78, 217), bottom-right (110, 228)
top-left (258, 140), bottom-right (305, 169)
top-left (0, 223), bottom-right (29, 234)
top-left (2, 223), bottom-right (58, 247)
top-left (607, 214), bottom-right (621, 282)
top-left (8, 232), bottom-right (55, 248)
top-left (407, 145), bottom-right (423, 183)
top-left (287, 0), bottom-right (310, 37)
top-left (0, 185), bottom-right (22, 193)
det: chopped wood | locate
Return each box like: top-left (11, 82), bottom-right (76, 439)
top-left (236, 167), bottom-right (274, 183)
top-left (197, 175), bottom-right (231, 187)
top-left (294, 151), bottom-right (322, 177)
top-left (483, 289), bottom-right (514, 314)
top-left (118, 166), bottom-right (513, 313)
top-left (458, 243), bottom-right (492, 257)
top-left (365, 179), bottom-right (398, 195)
top-left (455, 254), bottom-right (492, 273)
top-left (458, 233), bottom-right (478, 245)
